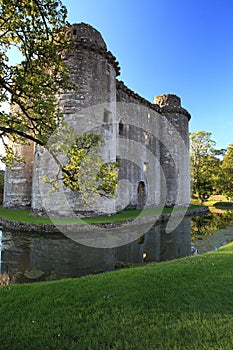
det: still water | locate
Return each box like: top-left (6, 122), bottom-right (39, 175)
top-left (0, 210), bottom-right (233, 284)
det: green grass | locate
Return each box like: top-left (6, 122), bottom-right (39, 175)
top-left (0, 204), bottom-right (203, 226)
top-left (191, 199), bottom-right (233, 213)
top-left (1, 242), bottom-right (233, 349)
top-left (0, 206), bottom-right (81, 225)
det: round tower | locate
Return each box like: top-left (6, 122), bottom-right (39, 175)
top-left (61, 22), bottom-right (120, 109)
top-left (31, 23), bottom-right (120, 216)
top-left (154, 94), bottom-right (191, 207)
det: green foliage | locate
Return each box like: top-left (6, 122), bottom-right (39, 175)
top-left (1, 243), bottom-right (233, 349)
top-left (42, 133), bottom-right (119, 203)
top-left (190, 132), bottom-right (233, 200)
top-left (191, 210), bottom-right (233, 240)
top-left (62, 133), bottom-right (119, 202)
top-left (0, 0), bottom-right (72, 149)
top-left (221, 143), bottom-right (233, 199)
top-left (190, 131), bottom-right (225, 200)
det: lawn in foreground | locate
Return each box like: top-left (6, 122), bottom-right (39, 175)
top-left (0, 243), bottom-right (233, 349)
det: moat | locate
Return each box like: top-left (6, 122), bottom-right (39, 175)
top-left (1, 210), bottom-right (233, 284)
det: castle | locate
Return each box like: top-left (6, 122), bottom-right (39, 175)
top-left (3, 23), bottom-right (191, 217)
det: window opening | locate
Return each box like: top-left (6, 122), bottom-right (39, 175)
top-left (143, 162), bottom-right (148, 172)
top-left (119, 120), bottom-right (124, 136)
top-left (137, 181), bottom-right (146, 208)
top-left (145, 131), bottom-right (150, 145)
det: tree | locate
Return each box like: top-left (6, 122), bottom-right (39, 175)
top-left (43, 133), bottom-right (119, 203)
top-left (0, 0), bottom-right (118, 200)
top-left (190, 131), bottom-right (225, 201)
top-left (0, 0), bottom-right (71, 149)
top-left (221, 143), bottom-right (233, 200)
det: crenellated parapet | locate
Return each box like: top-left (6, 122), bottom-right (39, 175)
top-left (155, 94), bottom-right (191, 120)
top-left (116, 80), bottom-right (160, 111)
top-left (116, 82), bottom-right (191, 121)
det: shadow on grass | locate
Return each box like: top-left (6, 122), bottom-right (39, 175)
top-left (213, 202), bottom-right (233, 210)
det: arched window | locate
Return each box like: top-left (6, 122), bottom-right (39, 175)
top-left (119, 120), bottom-right (124, 136)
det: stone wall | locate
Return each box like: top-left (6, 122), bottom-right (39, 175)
top-left (116, 82), bottom-right (190, 209)
top-left (3, 141), bottom-right (34, 208)
top-left (116, 81), bottom-right (162, 209)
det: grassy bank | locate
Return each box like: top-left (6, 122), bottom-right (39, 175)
top-left (191, 199), bottom-right (233, 214)
top-left (1, 243), bottom-right (233, 349)
top-left (0, 204), bottom-right (203, 225)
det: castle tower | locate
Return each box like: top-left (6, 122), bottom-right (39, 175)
top-left (31, 23), bottom-right (120, 216)
top-left (3, 23), bottom-right (191, 216)
top-left (154, 94), bottom-right (191, 207)
top-left (3, 141), bottom-right (34, 208)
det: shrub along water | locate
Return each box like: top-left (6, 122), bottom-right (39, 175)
top-left (0, 242), bottom-right (233, 349)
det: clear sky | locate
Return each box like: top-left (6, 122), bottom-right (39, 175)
top-left (62, 0), bottom-right (233, 150)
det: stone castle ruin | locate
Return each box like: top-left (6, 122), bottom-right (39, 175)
top-left (3, 23), bottom-right (191, 217)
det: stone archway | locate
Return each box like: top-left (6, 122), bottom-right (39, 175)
top-left (137, 181), bottom-right (146, 208)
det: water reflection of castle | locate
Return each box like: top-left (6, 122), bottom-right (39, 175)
top-left (0, 218), bottom-right (191, 283)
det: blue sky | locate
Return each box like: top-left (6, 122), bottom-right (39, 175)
top-left (63, 0), bottom-right (233, 150)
